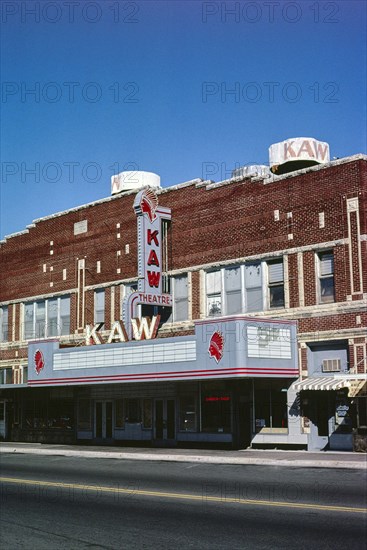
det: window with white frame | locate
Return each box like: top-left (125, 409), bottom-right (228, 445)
top-left (47, 298), bottom-right (58, 337)
top-left (0, 306), bottom-right (9, 342)
top-left (224, 266), bottom-right (242, 315)
top-left (23, 296), bottom-right (70, 340)
top-left (267, 259), bottom-right (285, 309)
top-left (245, 262), bottom-right (262, 312)
top-left (172, 275), bottom-right (189, 322)
top-left (206, 270), bottom-right (222, 316)
top-left (94, 289), bottom-right (105, 324)
top-left (205, 259), bottom-right (285, 317)
top-left (318, 250), bottom-right (335, 303)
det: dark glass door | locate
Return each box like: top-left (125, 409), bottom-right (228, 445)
top-left (155, 400), bottom-right (164, 439)
top-left (95, 401), bottom-right (113, 440)
top-left (154, 399), bottom-right (175, 441)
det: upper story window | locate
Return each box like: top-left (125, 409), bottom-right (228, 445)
top-left (23, 296), bottom-right (70, 340)
top-left (318, 250), bottom-right (335, 303)
top-left (206, 270), bottom-right (222, 316)
top-left (245, 262), bottom-right (262, 312)
top-left (267, 259), bottom-right (285, 309)
top-left (0, 306), bottom-right (9, 342)
top-left (205, 259), bottom-right (285, 317)
top-left (224, 267), bottom-right (242, 315)
top-left (94, 289), bottom-right (105, 324)
top-left (172, 275), bottom-right (189, 322)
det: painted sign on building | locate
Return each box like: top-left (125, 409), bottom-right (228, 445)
top-left (269, 137), bottom-right (330, 173)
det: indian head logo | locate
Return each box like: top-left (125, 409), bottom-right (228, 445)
top-left (208, 331), bottom-right (224, 363)
top-left (139, 188), bottom-right (158, 222)
top-left (34, 349), bottom-right (45, 375)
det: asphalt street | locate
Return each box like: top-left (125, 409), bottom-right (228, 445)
top-left (1, 453), bottom-right (366, 549)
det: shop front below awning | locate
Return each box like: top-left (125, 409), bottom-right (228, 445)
top-left (292, 377), bottom-right (352, 392)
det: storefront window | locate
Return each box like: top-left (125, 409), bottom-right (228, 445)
top-left (254, 389), bottom-right (271, 430)
top-left (255, 382), bottom-right (288, 430)
top-left (179, 396), bottom-right (197, 432)
top-left (115, 400), bottom-right (124, 428)
top-left (77, 399), bottom-right (92, 431)
top-left (355, 396), bottom-right (367, 429)
top-left (47, 401), bottom-right (73, 429)
top-left (201, 383), bottom-right (231, 433)
top-left (271, 389), bottom-right (288, 428)
top-left (125, 399), bottom-right (141, 423)
top-left (24, 397), bottom-right (74, 430)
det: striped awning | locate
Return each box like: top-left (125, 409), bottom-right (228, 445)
top-left (293, 377), bottom-right (352, 391)
top-left (349, 381), bottom-right (367, 397)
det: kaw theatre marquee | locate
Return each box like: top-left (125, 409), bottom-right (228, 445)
top-left (28, 317), bottom-right (298, 387)
top-left (27, 187), bottom-right (299, 387)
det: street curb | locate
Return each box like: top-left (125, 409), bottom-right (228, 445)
top-left (1, 446), bottom-right (366, 469)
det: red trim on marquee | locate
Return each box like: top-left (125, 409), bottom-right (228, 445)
top-left (28, 367), bottom-right (298, 386)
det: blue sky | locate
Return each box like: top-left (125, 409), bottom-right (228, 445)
top-left (1, 0), bottom-right (366, 239)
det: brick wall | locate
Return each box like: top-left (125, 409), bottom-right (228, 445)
top-left (1, 157), bottom-right (366, 351)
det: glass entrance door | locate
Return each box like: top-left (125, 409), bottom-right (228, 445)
top-left (95, 401), bottom-right (113, 440)
top-left (154, 399), bottom-right (175, 441)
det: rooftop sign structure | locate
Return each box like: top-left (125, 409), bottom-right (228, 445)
top-left (269, 137), bottom-right (330, 175)
top-left (111, 170), bottom-right (161, 195)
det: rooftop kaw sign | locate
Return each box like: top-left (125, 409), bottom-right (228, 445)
top-left (269, 137), bottom-right (330, 168)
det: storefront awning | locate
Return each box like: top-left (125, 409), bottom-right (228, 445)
top-left (293, 377), bottom-right (351, 391)
top-left (348, 380), bottom-right (367, 397)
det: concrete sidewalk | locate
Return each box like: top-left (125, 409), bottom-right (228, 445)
top-left (1, 442), bottom-right (366, 469)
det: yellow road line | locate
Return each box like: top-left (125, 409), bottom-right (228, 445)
top-left (1, 476), bottom-right (366, 515)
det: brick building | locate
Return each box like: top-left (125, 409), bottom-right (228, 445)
top-left (0, 139), bottom-right (366, 451)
